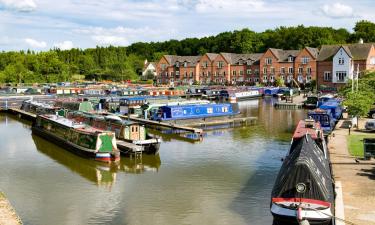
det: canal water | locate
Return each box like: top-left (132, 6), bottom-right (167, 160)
top-left (0, 98), bottom-right (305, 225)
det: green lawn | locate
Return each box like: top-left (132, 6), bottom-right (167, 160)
top-left (347, 134), bottom-right (375, 157)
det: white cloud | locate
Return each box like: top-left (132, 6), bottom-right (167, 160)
top-left (321, 3), bottom-right (354, 18)
top-left (53, 41), bottom-right (74, 50)
top-left (74, 26), bottom-right (178, 46)
top-left (24, 38), bottom-right (47, 48)
top-left (0, 0), bottom-right (37, 12)
top-left (194, 0), bottom-right (266, 13)
top-left (92, 35), bottom-right (129, 46)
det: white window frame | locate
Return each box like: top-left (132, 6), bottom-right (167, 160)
top-left (288, 67), bottom-right (293, 74)
top-left (323, 71), bottom-right (331, 81)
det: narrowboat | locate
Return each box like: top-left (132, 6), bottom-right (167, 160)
top-left (264, 87), bottom-right (280, 96)
top-left (202, 89), bottom-right (222, 100)
top-left (271, 119), bottom-right (334, 225)
top-left (67, 112), bottom-right (161, 155)
top-left (186, 86), bottom-right (207, 96)
top-left (317, 94), bottom-right (334, 107)
top-left (55, 99), bottom-right (94, 112)
top-left (220, 88), bottom-right (262, 101)
top-left (151, 103), bottom-right (239, 121)
top-left (32, 114), bottom-right (120, 163)
top-left (119, 97), bottom-right (147, 115)
top-left (308, 109), bottom-right (336, 135)
top-left (140, 100), bottom-right (210, 119)
top-left (319, 99), bottom-right (343, 122)
top-left (303, 95), bottom-right (319, 109)
top-left (21, 100), bottom-right (59, 115)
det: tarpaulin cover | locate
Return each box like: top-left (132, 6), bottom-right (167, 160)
top-left (271, 134), bottom-right (334, 206)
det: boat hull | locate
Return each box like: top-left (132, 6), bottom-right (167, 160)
top-left (271, 203), bottom-right (332, 225)
top-left (32, 126), bottom-right (120, 163)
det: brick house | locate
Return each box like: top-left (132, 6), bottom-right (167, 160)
top-left (317, 43), bottom-right (375, 91)
top-left (259, 48), bottom-right (300, 85)
top-left (294, 47), bottom-right (318, 86)
top-left (156, 55), bottom-right (200, 85)
top-left (228, 53), bottom-right (262, 85)
top-left (211, 53), bottom-right (233, 84)
top-left (199, 53), bottom-right (218, 85)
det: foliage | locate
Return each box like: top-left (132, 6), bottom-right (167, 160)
top-left (0, 21), bottom-right (374, 83)
top-left (344, 91), bottom-right (374, 117)
top-left (275, 77), bottom-right (285, 87)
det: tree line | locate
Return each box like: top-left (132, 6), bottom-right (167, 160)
top-left (1, 20), bottom-right (375, 83)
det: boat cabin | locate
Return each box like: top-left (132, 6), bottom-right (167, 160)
top-left (308, 109), bottom-right (335, 135)
top-left (119, 97), bottom-right (147, 115)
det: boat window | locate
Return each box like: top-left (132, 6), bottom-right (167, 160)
top-left (183, 110), bottom-right (187, 115)
top-left (207, 108), bottom-right (213, 114)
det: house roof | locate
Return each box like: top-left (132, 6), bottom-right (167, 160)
top-left (143, 62), bottom-right (156, 70)
top-left (205, 53), bottom-right (219, 61)
top-left (232, 53), bottom-right (263, 65)
top-left (268, 48), bottom-right (300, 62)
top-left (317, 43), bottom-right (374, 61)
top-left (162, 55), bottom-right (201, 66)
top-left (305, 47), bottom-right (319, 59)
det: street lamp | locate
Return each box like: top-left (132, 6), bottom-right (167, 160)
top-left (348, 124), bottom-right (352, 135)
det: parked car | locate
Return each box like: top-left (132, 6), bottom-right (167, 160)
top-left (369, 108), bottom-right (375, 119)
top-left (365, 119), bottom-right (375, 131)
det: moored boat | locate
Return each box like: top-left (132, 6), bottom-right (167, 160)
top-left (67, 112), bottom-right (161, 155)
top-left (32, 114), bottom-right (120, 163)
top-left (151, 103), bottom-right (239, 121)
top-left (271, 119), bottom-right (334, 225)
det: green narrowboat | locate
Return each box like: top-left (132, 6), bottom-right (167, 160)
top-left (32, 114), bottom-right (120, 163)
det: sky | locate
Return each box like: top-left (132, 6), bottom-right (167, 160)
top-left (0, 0), bottom-right (375, 51)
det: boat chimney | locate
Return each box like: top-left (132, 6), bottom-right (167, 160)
top-left (359, 38), bottom-right (364, 44)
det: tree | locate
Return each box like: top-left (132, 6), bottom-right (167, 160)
top-left (344, 91), bottom-right (374, 129)
top-left (275, 77), bottom-right (285, 87)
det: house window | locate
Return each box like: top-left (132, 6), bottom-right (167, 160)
top-left (247, 69), bottom-right (251, 75)
top-left (280, 75), bottom-right (285, 80)
top-left (336, 71), bottom-right (347, 82)
top-left (270, 76), bottom-right (275, 82)
top-left (255, 78), bottom-right (259, 82)
top-left (306, 75), bottom-right (312, 82)
top-left (306, 67), bottom-right (312, 74)
top-left (370, 57), bottom-right (375, 65)
top-left (190, 72), bottom-right (194, 77)
top-left (202, 61), bottom-right (208, 68)
top-left (270, 67), bottom-right (275, 74)
top-left (254, 69), bottom-right (259, 75)
top-left (338, 58), bottom-right (344, 65)
top-left (239, 70), bottom-right (243, 76)
top-left (288, 56), bottom-right (294, 62)
top-left (184, 72), bottom-right (187, 77)
top-left (214, 72), bottom-right (217, 77)
top-left (324, 71), bottom-right (331, 81)
top-left (175, 62), bottom-right (180, 67)
top-left (232, 70), bottom-right (236, 75)
top-left (288, 67), bottom-right (294, 74)
top-left (207, 72), bottom-right (210, 77)
top-left (298, 75), bottom-right (303, 82)
top-left (217, 61), bottom-right (224, 68)
top-left (280, 67), bottom-right (285, 74)
top-left (298, 67), bottom-right (303, 74)
top-left (265, 57), bottom-right (272, 65)
top-left (301, 57), bottom-right (310, 64)
top-left (184, 62), bottom-right (188, 67)
top-left (263, 76), bottom-right (268, 81)
top-left (170, 72), bottom-right (174, 77)
top-left (161, 64), bottom-right (166, 70)
top-left (175, 71), bottom-right (180, 76)
top-left (263, 67), bottom-right (267, 74)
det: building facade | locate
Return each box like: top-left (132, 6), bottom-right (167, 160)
top-left (317, 43), bottom-right (375, 91)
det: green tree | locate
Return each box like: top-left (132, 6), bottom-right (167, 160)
top-left (275, 77), bottom-right (285, 87)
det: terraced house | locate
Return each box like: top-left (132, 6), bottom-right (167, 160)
top-left (155, 44), bottom-right (373, 88)
top-left (317, 42), bottom-right (375, 91)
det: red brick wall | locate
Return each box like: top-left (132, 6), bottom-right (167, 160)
top-left (212, 54), bottom-right (230, 84)
top-left (294, 48), bottom-right (317, 83)
top-left (199, 54), bottom-right (213, 84)
top-left (259, 49), bottom-right (279, 83)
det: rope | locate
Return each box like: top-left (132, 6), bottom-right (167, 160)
top-left (310, 207), bottom-right (357, 225)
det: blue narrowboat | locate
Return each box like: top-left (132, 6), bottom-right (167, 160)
top-left (319, 99), bottom-right (343, 122)
top-left (264, 87), bottom-right (280, 96)
top-left (151, 103), bottom-right (239, 121)
top-left (308, 109), bottom-right (336, 135)
top-left (317, 94), bottom-right (334, 107)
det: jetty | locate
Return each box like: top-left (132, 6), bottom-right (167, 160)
top-left (186, 116), bottom-right (257, 128)
top-left (0, 95), bottom-right (55, 111)
top-left (0, 192), bottom-right (22, 225)
top-left (119, 115), bottom-right (203, 134)
top-left (274, 94), bottom-right (304, 110)
top-left (7, 108), bottom-right (36, 121)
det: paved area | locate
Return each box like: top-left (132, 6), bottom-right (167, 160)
top-left (329, 118), bottom-right (375, 225)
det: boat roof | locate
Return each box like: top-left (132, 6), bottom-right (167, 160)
top-left (161, 103), bottom-right (231, 109)
top-left (320, 101), bottom-right (340, 108)
top-left (308, 108), bottom-right (330, 115)
top-left (293, 120), bottom-right (322, 140)
top-left (40, 114), bottom-right (104, 134)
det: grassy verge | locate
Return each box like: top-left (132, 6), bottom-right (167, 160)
top-left (347, 134), bottom-right (374, 157)
top-left (0, 192), bottom-right (4, 199)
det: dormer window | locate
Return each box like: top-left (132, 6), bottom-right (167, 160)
top-left (338, 58), bottom-right (344, 65)
top-left (175, 62), bottom-right (180, 67)
top-left (184, 62), bottom-right (188, 67)
top-left (288, 56), bottom-right (294, 62)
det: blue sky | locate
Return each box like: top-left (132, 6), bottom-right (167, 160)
top-left (0, 0), bottom-right (374, 51)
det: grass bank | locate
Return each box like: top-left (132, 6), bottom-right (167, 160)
top-left (347, 134), bottom-right (374, 157)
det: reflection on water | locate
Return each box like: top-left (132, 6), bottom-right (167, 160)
top-left (0, 99), bottom-right (306, 225)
